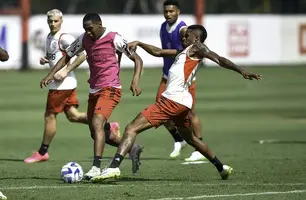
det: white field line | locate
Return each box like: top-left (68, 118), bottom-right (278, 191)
top-left (149, 190), bottom-right (306, 200)
top-left (0, 182), bottom-right (305, 191)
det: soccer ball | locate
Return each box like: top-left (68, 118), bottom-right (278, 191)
top-left (61, 162), bottom-right (84, 183)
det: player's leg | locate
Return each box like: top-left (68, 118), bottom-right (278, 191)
top-left (177, 125), bottom-right (233, 180)
top-left (91, 100), bottom-right (167, 182)
top-left (156, 77), bottom-right (186, 157)
top-left (65, 105), bottom-right (120, 137)
top-left (63, 88), bottom-right (121, 137)
top-left (84, 87), bottom-right (124, 179)
top-left (24, 90), bottom-right (67, 163)
top-left (185, 108), bottom-right (206, 161)
top-left (185, 82), bottom-right (206, 161)
top-left (91, 113), bottom-right (152, 182)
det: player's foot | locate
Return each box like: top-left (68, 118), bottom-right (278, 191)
top-left (170, 141), bottom-right (187, 158)
top-left (184, 151), bottom-right (207, 162)
top-left (220, 165), bottom-right (233, 180)
top-left (84, 166), bottom-right (101, 180)
top-left (0, 191), bottom-right (7, 200)
top-left (129, 144), bottom-right (144, 174)
top-left (24, 152), bottom-right (49, 163)
top-left (110, 122), bottom-right (120, 137)
top-left (91, 167), bottom-right (120, 183)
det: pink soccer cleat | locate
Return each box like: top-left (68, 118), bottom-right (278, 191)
top-left (24, 152), bottom-right (49, 163)
top-left (110, 122), bottom-right (121, 137)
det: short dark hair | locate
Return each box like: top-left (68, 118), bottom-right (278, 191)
top-left (83, 13), bottom-right (101, 23)
top-left (163, 0), bottom-right (180, 9)
top-left (188, 25), bottom-right (207, 43)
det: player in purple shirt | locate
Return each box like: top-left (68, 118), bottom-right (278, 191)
top-left (158, 0), bottom-right (205, 161)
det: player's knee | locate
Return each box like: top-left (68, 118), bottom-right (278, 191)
top-left (65, 112), bottom-right (80, 122)
top-left (44, 113), bottom-right (56, 123)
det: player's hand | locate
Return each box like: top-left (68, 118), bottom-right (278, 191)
top-left (130, 81), bottom-right (142, 96)
top-left (54, 69), bottom-right (69, 81)
top-left (40, 57), bottom-right (49, 65)
top-left (128, 41), bottom-right (139, 52)
top-left (40, 75), bottom-right (53, 89)
top-left (242, 72), bottom-right (263, 81)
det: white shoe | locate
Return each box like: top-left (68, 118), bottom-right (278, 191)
top-left (84, 166), bottom-right (101, 180)
top-left (220, 165), bottom-right (233, 180)
top-left (184, 151), bottom-right (207, 162)
top-left (0, 191), bottom-right (7, 200)
top-left (170, 141), bottom-right (187, 158)
top-left (91, 167), bottom-right (121, 183)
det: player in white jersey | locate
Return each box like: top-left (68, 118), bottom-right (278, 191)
top-left (24, 9), bottom-right (121, 163)
top-left (91, 25), bottom-right (262, 182)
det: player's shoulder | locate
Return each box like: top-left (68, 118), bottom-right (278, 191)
top-left (178, 20), bottom-right (187, 25)
top-left (161, 21), bottom-right (168, 29)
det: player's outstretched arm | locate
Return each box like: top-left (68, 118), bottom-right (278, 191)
top-left (194, 42), bottom-right (262, 80)
top-left (0, 47), bottom-right (9, 62)
top-left (129, 41), bottom-right (178, 58)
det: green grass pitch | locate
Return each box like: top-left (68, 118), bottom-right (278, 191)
top-left (0, 66), bottom-right (306, 199)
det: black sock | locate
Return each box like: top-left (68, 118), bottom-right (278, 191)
top-left (209, 156), bottom-right (224, 172)
top-left (38, 143), bottom-right (49, 155)
top-left (109, 153), bottom-right (124, 168)
top-left (93, 156), bottom-right (102, 168)
top-left (169, 128), bottom-right (184, 142)
top-left (194, 137), bottom-right (203, 151)
top-left (104, 122), bottom-right (111, 131)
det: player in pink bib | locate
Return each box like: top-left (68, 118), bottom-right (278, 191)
top-left (41, 13), bottom-right (144, 179)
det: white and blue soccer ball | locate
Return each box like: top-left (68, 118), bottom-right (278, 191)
top-left (61, 162), bottom-right (84, 183)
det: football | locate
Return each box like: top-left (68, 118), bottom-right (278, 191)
top-left (61, 162), bottom-right (84, 183)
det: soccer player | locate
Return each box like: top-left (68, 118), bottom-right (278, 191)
top-left (40, 13), bottom-right (144, 179)
top-left (0, 46), bottom-right (8, 200)
top-left (159, 0), bottom-right (205, 161)
top-left (91, 25), bottom-right (262, 182)
top-left (24, 9), bottom-right (121, 164)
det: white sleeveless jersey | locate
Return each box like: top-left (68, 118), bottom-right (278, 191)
top-left (45, 29), bottom-right (77, 90)
top-left (162, 45), bottom-right (202, 109)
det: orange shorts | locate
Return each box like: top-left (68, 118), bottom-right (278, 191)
top-left (141, 96), bottom-right (191, 128)
top-left (87, 87), bottom-right (122, 120)
top-left (156, 77), bottom-right (196, 106)
top-left (46, 89), bottom-right (79, 114)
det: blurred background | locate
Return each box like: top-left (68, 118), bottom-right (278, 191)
top-left (1, 0), bottom-right (306, 14)
top-left (0, 0), bottom-right (305, 69)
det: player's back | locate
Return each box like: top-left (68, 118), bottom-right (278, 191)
top-left (160, 19), bottom-right (186, 77)
top-left (45, 29), bottom-right (77, 90)
top-left (162, 45), bottom-right (202, 109)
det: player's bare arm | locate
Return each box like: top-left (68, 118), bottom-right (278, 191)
top-left (126, 47), bottom-right (143, 96)
top-left (54, 52), bottom-right (86, 81)
top-left (129, 41), bottom-right (178, 58)
top-left (192, 42), bottom-right (263, 81)
top-left (40, 53), bottom-right (71, 88)
top-left (0, 47), bottom-right (9, 61)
